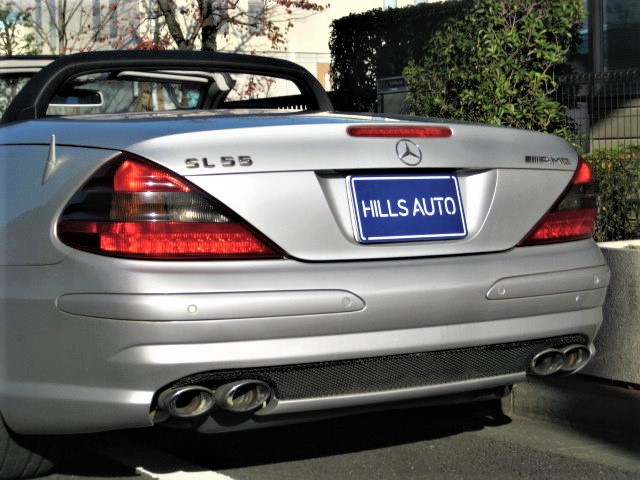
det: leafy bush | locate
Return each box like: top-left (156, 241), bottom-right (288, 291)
top-left (585, 145), bottom-right (640, 241)
top-left (329, 1), bottom-right (471, 112)
top-left (403, 0), bottom-right (583, 143)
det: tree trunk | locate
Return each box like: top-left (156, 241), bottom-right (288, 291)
top-left (199, 0), bottom-right (218, 52)
top-left (58, 0), bottom-right (67, 54)
top-left (156, 0), bottom-right (193, 50)
top-left (201, 24), bottom-right (218, 52)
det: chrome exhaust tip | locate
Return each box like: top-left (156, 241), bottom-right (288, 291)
top-left (529, 344), bottom-right (592, 376)
top-left (158, 386), bottom-right (215, 418)
top-left (529, 348), bottom-right (565, 376)
top-left (214, 380), bottom-right (272, 413)
top-left (560, 344), bottom-right (592, 372)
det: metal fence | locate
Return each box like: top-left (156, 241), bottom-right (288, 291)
top-left (556, 68), bottom-right (640, 153)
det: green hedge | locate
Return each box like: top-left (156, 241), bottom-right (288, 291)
top-left (329, 1), bottom-right (472, 112)
top-left (403, 0), bottom-right (583, 142)
top-left (585, 145), bottom-right (640, 242)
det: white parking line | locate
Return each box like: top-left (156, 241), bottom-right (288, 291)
top-left (86, 434), bottom-right (236, 480)
top-left (136, 467), bottom-right (234, 480)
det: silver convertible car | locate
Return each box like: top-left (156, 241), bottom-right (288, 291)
top-left (0, 51), bottom-right (608, 478)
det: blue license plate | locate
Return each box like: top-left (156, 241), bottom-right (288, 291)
top-left (347, 175), bottom-right (467, 244)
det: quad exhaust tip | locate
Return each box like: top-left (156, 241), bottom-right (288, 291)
top-left (529, 344), bottom-right (591, 376)
top-left (157, 379), bottom-right (272, 418)
top-left (158, 385), bottom-right (215, 418)
top-left (214, 379), bottom-right (272, 413)
top-left (560, 344), bottom-right (591, 372)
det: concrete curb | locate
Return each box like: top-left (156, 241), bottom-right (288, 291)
top-left (583, 244), bottom-right (640, 384)
top-left (502, 375), bottom-right (640, 439)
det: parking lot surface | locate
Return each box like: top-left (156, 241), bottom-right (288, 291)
top-left (47, 399), bottom-right (640, 480)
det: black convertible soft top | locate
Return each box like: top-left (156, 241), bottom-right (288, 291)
top-left (2, 50), bottom-right (333, 124)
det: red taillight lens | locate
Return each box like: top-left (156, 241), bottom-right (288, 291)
top-left (346, 125), bottom-right (452, 138)
top-left (114, 159), bottom-right (191, 193)
top-left (571, 157), bottom-right (594, 184)
top-left (519, 157), bottom-right (597, 246)
top-left (57, 155), bottom-right (283, 259)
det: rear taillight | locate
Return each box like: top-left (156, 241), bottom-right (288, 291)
top-left (57, 155), bottom-right (283, 259)
top-left (519, 157), bottom-right (597, 246)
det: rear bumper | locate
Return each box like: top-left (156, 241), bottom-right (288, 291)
top-left (0, 240), bottom-right (608, 434)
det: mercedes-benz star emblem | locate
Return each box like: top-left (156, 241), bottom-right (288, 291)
top-left (395, 139), bottom-right (422, 166)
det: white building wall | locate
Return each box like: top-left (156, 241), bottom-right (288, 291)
top-left (218, 0), bottom-right (448, 90)
top-left (25, 0), bottom-right (448, 88)
top-left (27, 0), bottom-right (143, 54)
top-left (269, 0), bottom-right (439, 55)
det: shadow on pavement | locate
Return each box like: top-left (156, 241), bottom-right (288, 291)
top-left (124, 400), bottom-right (511, 471)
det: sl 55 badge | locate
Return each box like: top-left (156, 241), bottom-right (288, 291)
top-left (185, 156), bottom-right (253, 168)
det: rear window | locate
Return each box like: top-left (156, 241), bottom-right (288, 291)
top-left (46, 69), bottom-right (304, 117)
top-left (0, 73), bottom-right (32, 117)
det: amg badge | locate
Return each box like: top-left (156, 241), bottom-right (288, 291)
top-left (525, 155), bottom-right (570, 165)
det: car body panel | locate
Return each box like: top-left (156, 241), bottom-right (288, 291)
top-left (0, 144), bottom-right (118, 265)
top-left (0, 52), bottom-right (609, 438)
top-left (2, 118), bottom-right (578, 261)
top-left (1, 239), bottom-right (606, 434)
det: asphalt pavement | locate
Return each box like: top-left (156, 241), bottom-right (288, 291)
top-left (47, 394), bottom-right (640, 480)
top-left (507, 375), bottom-right (640, 440)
